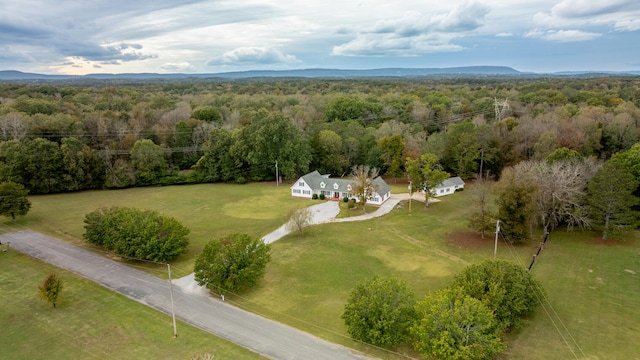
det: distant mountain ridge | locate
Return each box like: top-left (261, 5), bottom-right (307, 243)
top-left (1, 66), bottom-right (520, 81)
top-left (1, 66), bottom-right (638, 81)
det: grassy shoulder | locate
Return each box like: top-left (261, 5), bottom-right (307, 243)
top-left (0, 249), bottom-right (263, 360)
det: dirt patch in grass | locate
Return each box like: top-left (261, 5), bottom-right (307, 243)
top-left (591, 237), bottom-right (638, 246)
top-left (446, 231), bottom-right (493, 250)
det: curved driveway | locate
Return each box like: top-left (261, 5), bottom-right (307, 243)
top-left (262, 193), bottom-right (425, 243)
top-left (1, 230), bottom-right (373, 360)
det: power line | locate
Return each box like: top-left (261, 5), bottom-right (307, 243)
top-left (497, 230), bottom-right (587, 358)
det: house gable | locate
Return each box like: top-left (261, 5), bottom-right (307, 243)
top-left (291, 171), bottom-right (391, 204)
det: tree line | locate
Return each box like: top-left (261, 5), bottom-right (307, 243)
top-left (0, 77), bottom-right (638, 194)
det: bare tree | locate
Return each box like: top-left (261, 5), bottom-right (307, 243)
top-left (0, 112), bottom-right (27, 140)
top-left (286, 207), bottom-right (313, 234)
top-left (513, 158), bottom-right (601, 233)
top-left (349, 165), bottom-right (380, 213)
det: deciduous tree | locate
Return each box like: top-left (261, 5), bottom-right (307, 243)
top-left (452, 260), bottom-right (541, 330)
top-left (83, 207), bottom-right (190, 262)
top-left (310, 129), bottom-right (347, 176)
top-left (0, 181), bottom-right (31, 222)
top-left (342, 276), bottom-right (416, 348)
top-left (495, 167), bottom-right (536, 243)
top-left (411, 287), bottom-right (504, 360)
top-left (520, 158), bottom-right (600, 232)
top-left (467, 175), bottom-right (495, 239)
top-left (445, 120), bottom-right (480, 179)
top-left (587, 160), bottom-right (639, 240)
top-left (38, 273), bottom-right (63, 308)
top-left (378, 135), bottom-right (405, 180)
top-left (131, 139), bottom-right (168, 185)
top-left (243, 109), bottom-right (311, 181)
top-left (192, 107), bottom-right (222, 124)
top-left (405, 153), bottom-right (449, 208)
top-left (194, 234), bottom-right (270, 295)
top-left (348, 165), bottom-right (380, 213)
top-left (286, 207), bottom-right (313, 234)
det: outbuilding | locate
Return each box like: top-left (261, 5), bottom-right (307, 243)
top-left (433, 176), bottom-right (465, 197)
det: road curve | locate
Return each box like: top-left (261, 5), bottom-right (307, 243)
top-left (1, 230), bottom-right (374, 360)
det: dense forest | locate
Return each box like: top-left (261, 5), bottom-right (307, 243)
top-left (0, 76), bottom-right (638, 194)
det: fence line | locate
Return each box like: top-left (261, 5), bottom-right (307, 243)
top-left (527, 231), bottom-right (550, 271)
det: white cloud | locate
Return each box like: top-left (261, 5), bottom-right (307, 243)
top-left (332, 34), bottom-right (463, 57)
top-left (0, 0), bottom-right (638, 74)
top-left (332, 2), bottom-right (489, 57)
top-left (208, 47), bottom-right (300, 66)
top-left (534, 0), bottom-right (640, 31)
top-left (525, 28), bottom-right (601, 42)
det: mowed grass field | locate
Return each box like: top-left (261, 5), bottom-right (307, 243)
top-left (2, 181), bottom-right (639, 359)
top-left (0, 250), bottom-right (264, 359)
top-left (3, 182), bottom-right (309, 277)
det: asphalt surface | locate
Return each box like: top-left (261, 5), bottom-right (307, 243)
top-left (1, 230), bottom-right (373, 360)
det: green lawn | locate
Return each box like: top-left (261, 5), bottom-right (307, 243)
top-left (0, 249), bottom-right (263, 360)
top-left (2, 181), bottom-right (638, 359)
top-left (3, 182), bottom-right (309, 277)
top-left (228, 184), bottom-right (639, 359)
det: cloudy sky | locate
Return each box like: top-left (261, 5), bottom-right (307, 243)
top-left (1, 0), bottom-right (639, 75)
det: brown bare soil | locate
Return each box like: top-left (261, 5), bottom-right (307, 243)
top-left (591, 237), bottom-right (637, 246)
top-left (446, 231), bottom-right (494, 250)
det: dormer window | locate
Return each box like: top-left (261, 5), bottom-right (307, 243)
top-left (320, 182), bottom-right (325, 188)
top-left (333, 183), bottom-right (339, 190)
top-left (347, 184), bottom-right (352, 191)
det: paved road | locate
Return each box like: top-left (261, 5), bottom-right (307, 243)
top-left (1, 230), bottom-right (373, 360)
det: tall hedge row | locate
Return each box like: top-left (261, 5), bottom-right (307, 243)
top-left (83, 206), bottom-right (190, 262)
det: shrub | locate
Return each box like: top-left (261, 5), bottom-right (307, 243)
top-left (319, 193), bottom-right (325, 200)
top-left (343, 196), bottom-right (349, 202)
top-left (452, 260), bottom-right (541, 330)
top-left (312, 193), bottom-right (318, 200)
top-left (411, 287), bottom-right (504, 360)
top-left (194, 233), bottom-right (271, 294)
top-left (343, 276), bottom-right (416, 347)
top-left (83, 206), bottom-right (190, 262)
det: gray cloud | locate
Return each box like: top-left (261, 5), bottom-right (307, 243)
top-left (0, 0), bottom-right (271, 70)
top-left (550, 0), bottom-right (638, 19)
top-left (208, 47), bottom-right (300, 66)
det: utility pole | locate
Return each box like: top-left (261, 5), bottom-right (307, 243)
top-left (275, 160), bottom-right (279, 187)
top-left (494, 220), bottom-right (500, 260)
top-left (167, 263), bottom-right (177, 338)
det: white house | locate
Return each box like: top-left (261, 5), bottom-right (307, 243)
top-left (291, 171), bottom-right (391, 205)
top-left (433, 176), bottom-right (465, 197)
